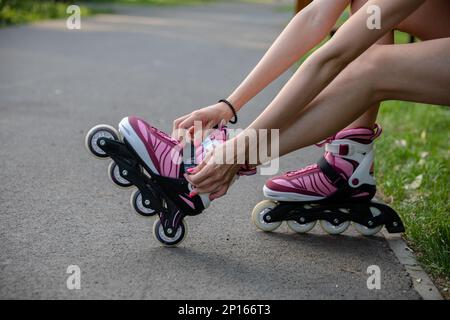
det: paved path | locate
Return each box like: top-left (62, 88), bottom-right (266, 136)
top-left (0, 2), bottom-right (420, 299)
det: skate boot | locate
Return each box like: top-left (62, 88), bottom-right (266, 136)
top-left (252, 125), bottom-right (405, 236)
top-left (85, 116), bottom-right (255, 246)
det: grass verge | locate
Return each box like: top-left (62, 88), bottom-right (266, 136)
top-left (292, 11), bottom-right (449, 293)
top-left (79, 0), bottom-right (214, 6)
top-left (0, 0), bottom-right (214, 28)
top-left (376, 102), bottom-right (450, 294)
top-left (378, 31), bottom-right (449, 295)
top-left (0, 0), bottom-right (103, 27)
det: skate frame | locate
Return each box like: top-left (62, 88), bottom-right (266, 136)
top-left (96, 137), bottom-right (203, 239)
top-left (96, 137), bottom-right (404, 237)
top-left (262, 200), bottom-right (405, 233)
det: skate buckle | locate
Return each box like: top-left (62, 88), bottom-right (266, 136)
top-left (339, 144), bottom-right (349, 156)
top-left (325, 142), bottom-right (351, 156)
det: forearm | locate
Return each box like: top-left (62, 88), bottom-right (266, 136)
top-left (218, 52), bottom-right (338, 166)
top-left (225, 0), bottom-right (425, 164)
top-left (246, 0), bottom-right (425, 132)
top-left (226, 0), bottom-right (348, 110)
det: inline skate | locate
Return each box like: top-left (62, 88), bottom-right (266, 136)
top-left (252, 125), bottom-right (404, 236)
top-left (85, 116), bottom-right (255, 246)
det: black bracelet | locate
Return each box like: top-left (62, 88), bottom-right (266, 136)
top-left (218, 99), bottom-right (238, 124)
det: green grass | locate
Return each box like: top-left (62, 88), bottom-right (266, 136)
top-left (376, 102), bottom-right (450, 281)
top-left (80, 0), bottom-right (214, 6)
top-left (375, 29), bottom-right (450, 287)
top-left (292, 11), bottom-right (449, 287)
top-left (0, 0), bottom-right (212, 27)
top-left (0, 0), bottom-right (105, 27)
top-left (230, 0), bottom-right (277, 4)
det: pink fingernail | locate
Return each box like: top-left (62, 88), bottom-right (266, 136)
top-left (187, 168), bottom-right (194, 173)
top-left (189, 191), bottom-right (197, 198)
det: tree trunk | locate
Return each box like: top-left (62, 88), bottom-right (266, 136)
top-left (295, 0), bottom-right (312, 14)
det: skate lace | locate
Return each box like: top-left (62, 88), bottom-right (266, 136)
top-left (154, 127), bottom-right (179, 144)
top-left (286, 164), bottom-right (317, 177)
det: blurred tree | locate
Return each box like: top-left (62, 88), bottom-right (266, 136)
top-left (295, 0), bottom-right (311, 13)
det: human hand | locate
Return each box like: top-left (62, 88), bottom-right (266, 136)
top-left (172, 102), bottom-right (234, 144)
top-left (184, 146), bottom-right (241, 201)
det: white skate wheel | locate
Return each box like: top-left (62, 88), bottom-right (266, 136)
top-left (152, 219), bottom-right (187, 247)
top-left (251, 200), bottom-right (282, 232)
top-left (130, 189), bottom-right (156, 217)
top-left (354, 223), bottom-right (383, 236)
top-left (354, 206), bottom-right (383, 236)
top-left (320, 220), bottom-right (350, 235)
top-left (108, 161), bottom-right (133, 188)
top-left (287, 219), bottom-right (316, 233)
top-left (85, 124), bottom-right (119, 159)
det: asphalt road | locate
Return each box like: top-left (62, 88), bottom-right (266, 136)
top-left (0, 2), bottom-right (420, 299)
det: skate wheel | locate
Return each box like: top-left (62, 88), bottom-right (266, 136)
top-left (287, 219), bottom-right (316, 233)
top-left (108, 161), bottom-right (133, 188)
top-left (152, 219), bottom-right (187, 247)
top-left (130, 189), bottom-right (156, 217)
top-left (320, 220), bottom-right (350, 235)
top-left (85, 124), bottom-right (119, 159)
top-left (354, 223), bottom-right (383, 236)
top-left (251, 200), bottom-right (282, 232)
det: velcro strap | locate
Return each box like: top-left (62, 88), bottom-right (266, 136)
top-left (317, 157), bottom-right (347, 189)
top-left (325, 140), bottom-right (373, 157)
top-left (325, 143), bottom-right (349, 156)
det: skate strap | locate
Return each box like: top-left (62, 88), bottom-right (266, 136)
top-left (317, 157), bottom-right (348, 190)
top-left (325, 140), bottom-right (373, 158)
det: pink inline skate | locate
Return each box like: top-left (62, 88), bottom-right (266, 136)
top-left (252, 125), bottom-right (404, 236)
top-left (86, 116), bottom-right (255, 246)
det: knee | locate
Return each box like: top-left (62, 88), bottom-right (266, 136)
top-left (347, 45), bottom-right (388, 103)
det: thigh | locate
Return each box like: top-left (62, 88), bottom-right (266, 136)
top-left (372, 38), bottom-right (450, 105)
top-left (351, 0), bottom-right (450, 40)
top-left (279, 38), bottom-right (450, 153)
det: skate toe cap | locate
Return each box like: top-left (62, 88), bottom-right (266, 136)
top-left (264, 177), bottom-right (291, 193)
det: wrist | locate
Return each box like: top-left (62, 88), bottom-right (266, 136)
top-left (217, 101), bottom-right (234, 122)
top-left (226, 94), bottom-right (245, 111)
top-left (217, 99), bottom-right (237, 124)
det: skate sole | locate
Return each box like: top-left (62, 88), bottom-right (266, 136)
top-left (263, 185), bottom-right (325, 202)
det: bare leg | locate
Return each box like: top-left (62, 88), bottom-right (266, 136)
top-left (345, 0), bottom-right (392, 129)
top-left (346, 0), bottom-right (450, 129)
top-left (187, 1), bottom-right (450, 198)
top-left (276, 0), bottom-right (450, 155)
top-left (278, 38), bottom-right (450, 156)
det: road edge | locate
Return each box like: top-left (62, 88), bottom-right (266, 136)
top-left (382, 230), bottom-right (443, 300)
